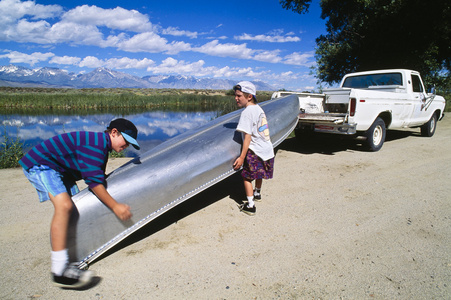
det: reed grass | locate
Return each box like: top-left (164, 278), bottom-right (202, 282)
top-left (0, 90), bottom-right (228, 108)
top-left (0, 87), bottom-right (272, 111)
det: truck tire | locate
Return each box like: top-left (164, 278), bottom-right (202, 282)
top-left (294, 126), bottom-right (314, 142)
top-left (365, 117), bottom-right (386, 151)
top-left (420, 113), bottom-right (437, 137)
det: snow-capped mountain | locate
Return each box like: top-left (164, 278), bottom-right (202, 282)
top-left (76, 67), bottom-right (151, 88)
top-left (0, 65), bottom-right (274, 90)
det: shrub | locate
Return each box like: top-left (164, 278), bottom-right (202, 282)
top-left (109, 150), bottom-right (125, 158)
top-left (0, 131), bottom-right (24, 169)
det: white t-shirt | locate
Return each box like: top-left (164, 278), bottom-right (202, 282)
top-left (236, 104), bottom-right (275, 161)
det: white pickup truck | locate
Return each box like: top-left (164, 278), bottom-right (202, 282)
top-left (272, 69), bottom-right (446, 151)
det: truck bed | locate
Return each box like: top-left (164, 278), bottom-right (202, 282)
top-left (298, 112), bottom-right (347, 124)
top-left (297, 112), bottom-right (355, 134)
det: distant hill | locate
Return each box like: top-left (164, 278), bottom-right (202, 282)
top-left (0, 65), bottom-right (274, 91)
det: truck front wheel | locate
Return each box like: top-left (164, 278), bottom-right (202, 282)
top-left (420, 113), bottom-right (437, 137)
top-left (365, 117), bottom-right (386, 151)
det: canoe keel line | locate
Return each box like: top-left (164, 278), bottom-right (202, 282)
top-left (67, 95), bottom-right (300, 269)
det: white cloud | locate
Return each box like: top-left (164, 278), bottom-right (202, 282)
top-left (117, 32), bottom-right (169, 52)
top-left (144, 57), bottom-right (274, 81)
top-left (165, 41), bottom-right (192, 55)
top-left (0, 1), bottom-right (154, 47)
top-left (234, 32), bottom-right (301, 43)
top-left (252, 50), bottom-right (282, 63)
top-left (104, 57), bottom-right (154, 69)
top-left (195, 40), bottom-right (253, 59)
top-left (116, 32), bottom-right (191, 54)
top-left (47, 22), bottom-right (104, 45)
top-left (0, 50), bottom-right (54, 65)
top-left (147, 57), bottom-right (205, 75)
top-left (0, 0), bottom-right (62, 23)
top-left (78, 56), bottom-right (155, 69)
top-left (212, 66), bottom-right (255, 78)
top-left (12, 19), bottom-right (52, 43)
top-left (0, 0), bottom-right (61, 41)
top-left (49, 55), bottom-right (81, 65)
top-left (79, 56), bottom-right (103, 68)
top-left (162, 27), bottom-right (198, 39)
top-left (61, 5), bottom-right (153, 32)
top-left (206, 36), bottom-right (227, 40)
top-left (283, 51), bottom-right (315, 66)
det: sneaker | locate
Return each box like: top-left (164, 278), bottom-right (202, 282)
top-left (253, 193), bottom-right (261, 202)
top-left (239, 204), bottom-right (256, 216)
top-left (52, 263), bottom-right (94, 289)
top-left (253, 189), bottom-right (261, 202)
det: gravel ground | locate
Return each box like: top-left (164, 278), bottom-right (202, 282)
top-left (1, 113), bottom-right (450, 299)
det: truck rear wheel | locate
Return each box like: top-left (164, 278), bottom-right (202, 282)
top-left (420, 113), bottom-right (437, 137)
top-left (365, 117), bottom-right (386, 151)
top-left (294, 126), bottom-right (314, 142)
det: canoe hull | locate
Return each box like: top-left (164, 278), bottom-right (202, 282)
top-left (67, 95), bottom-right (299, 268)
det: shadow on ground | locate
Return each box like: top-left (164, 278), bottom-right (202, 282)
top-left (278, 129), bottom-right (418, 155)
top-left (92, 128), bottom-right (420, 266)
top-left (95, 172), bottom-right (245, 265)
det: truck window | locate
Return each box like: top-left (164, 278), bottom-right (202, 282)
top-left (411, 75), bottom-right (424, 93)
top-left (343, 73), bottom-right (402, 88)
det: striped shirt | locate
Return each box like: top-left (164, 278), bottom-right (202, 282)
top-left (19, 131), bottom-right (112, 189)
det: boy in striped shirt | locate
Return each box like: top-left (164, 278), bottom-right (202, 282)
top-left (19, 118), bottom-right (140, 289)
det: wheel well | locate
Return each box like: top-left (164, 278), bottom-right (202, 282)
top-left (433, 109), bottom-right (441, 120)
top-left (378, 112), bottom-right (392, 128)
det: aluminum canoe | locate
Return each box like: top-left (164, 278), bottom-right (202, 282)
top-left (67, 94), bottom-right (299, 269)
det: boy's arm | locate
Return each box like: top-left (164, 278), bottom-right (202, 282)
top-left (233, 133), bottom-right (251, 170)
top-left (91, 184), bottom-right (132, 221)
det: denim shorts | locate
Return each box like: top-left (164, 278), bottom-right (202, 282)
top-left (23, 165), bottom-right (80, 202)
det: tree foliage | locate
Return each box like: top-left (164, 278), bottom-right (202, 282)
top-left (280, 0), bottom-right (450, 88)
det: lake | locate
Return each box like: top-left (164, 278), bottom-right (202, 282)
top-left (1, 110), bottom-right (220, 157)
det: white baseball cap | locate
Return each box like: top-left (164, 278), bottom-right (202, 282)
top-left (234, 81), bottom-right (257, 102)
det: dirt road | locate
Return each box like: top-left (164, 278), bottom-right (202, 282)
top-left (1, 113), bottom-right (450, 299)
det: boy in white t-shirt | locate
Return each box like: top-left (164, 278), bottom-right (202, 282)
top-left (233, 81), bottom-right (275, 215)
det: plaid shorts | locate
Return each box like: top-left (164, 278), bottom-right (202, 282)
top-left (241, 150), bottom-right (274, 181)
top-left (23, 165), bottom-right (80, 202)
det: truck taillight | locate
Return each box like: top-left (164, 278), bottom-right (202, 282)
top-left (350, 98), bottom-right (356, 116)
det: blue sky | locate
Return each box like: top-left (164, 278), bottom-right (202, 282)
top-left (0, 0), bottom-right (326, 91)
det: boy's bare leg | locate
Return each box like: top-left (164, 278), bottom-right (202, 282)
top-left (239, 178), bottom-right (257, 214)
top-left (243, 178), bottom-right (254, 198)
top-left (48, 191), bottom-right (94, 287)
top-left (255, 179), bottom-right (262, 190)
top-left (49, 192), bottom-right (73, 251)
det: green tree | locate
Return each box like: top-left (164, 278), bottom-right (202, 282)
top-left (281, 0), bottom-right (450, 87)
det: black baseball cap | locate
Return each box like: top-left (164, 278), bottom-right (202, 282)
top-left (107, 118), bottom-right (140, 150)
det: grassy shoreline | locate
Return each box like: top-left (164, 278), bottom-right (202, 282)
top-left (0, 88), bottom-right (231, 109)
top-left (0, 87), bottom-right (273, 109)
top-left (0, 88), bottom-right (273, 168)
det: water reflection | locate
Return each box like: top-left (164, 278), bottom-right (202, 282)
top-left (1, 111), bottom-right (218, 157)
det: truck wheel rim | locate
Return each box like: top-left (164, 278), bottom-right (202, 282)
top-left (373, 125), bottom-right (383, 145)
top-left (430, 117), bottom-right (436, 133)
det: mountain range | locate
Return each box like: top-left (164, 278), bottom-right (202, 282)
top-left (0, 65), bottom-right (274, 91)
